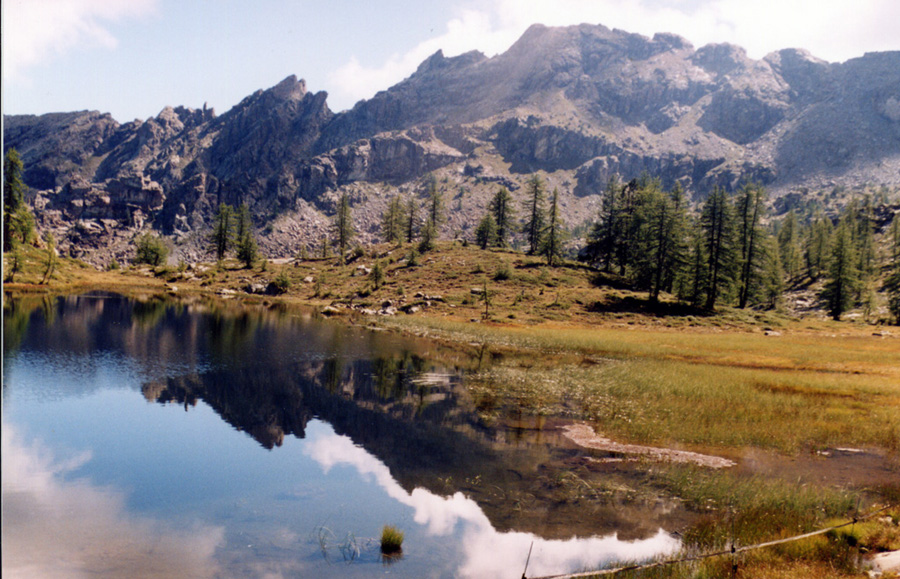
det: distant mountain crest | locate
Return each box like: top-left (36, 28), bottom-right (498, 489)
top-left (4, 22), bottom-right (899, 264)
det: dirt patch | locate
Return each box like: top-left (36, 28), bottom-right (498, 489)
top-left (561, 423), bottom-right (736, 469)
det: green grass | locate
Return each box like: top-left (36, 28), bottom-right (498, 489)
top-left (380, 525), bottom-right (404, 555)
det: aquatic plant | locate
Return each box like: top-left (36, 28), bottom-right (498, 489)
top-left (380, 524), bottom-right (404, 555)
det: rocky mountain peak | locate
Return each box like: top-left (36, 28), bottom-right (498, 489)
top-left (691, 43), bottom-right (751, 76)
top-left (271, 74), bottom-right (308, 101)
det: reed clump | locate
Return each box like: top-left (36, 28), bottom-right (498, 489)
top-left (380, 524), bottom-right (404, 555)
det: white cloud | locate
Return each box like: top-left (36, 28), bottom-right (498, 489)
top-left (2, 0), bottom-right (159, 81)
top-left (2, 424), bottom-right (224, 577)
top-left (327, 0), bottom-right (899, 109)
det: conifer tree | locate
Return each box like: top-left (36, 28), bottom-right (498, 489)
top-left (614, 179), bottom-right (640, 276)
top-left (226, 202), bottom-right (258, 268)
top-left (541, 188), bottom-right (566, 266)
top-left (522, 174), bottom-right (546, 255)
top-left (381, 195), bottom-right (403, 244)
top-left (700, 186), bottom-right (736, 310)
top-left (334, 192), bottom-right (354, 263)
top-left (760, 234), bottom-right (785, 310)
top-left (212, 203), bottom-right (234, 261)
top-left (633, 182), bottom-right (685, 302)
top-left (475, 213), bottom-right (497, 250)
top-left (425, 175), bottom-right (444, 236)
top-left (489, 187), bottom-right (515, 248)
top-left (822, 218), bottom-right (860, 320)
top-left (806, 210), bottom-right (833, 280)
top-left (404, 196), bottom-right (418, 244)
top-left (735, 183), bottom-right (767, 308)
top-left (777, 209), bottom-right (802, 282)
top-left (585, 175), bottom-right (623, 272)
top-left (886, 216), bottom-right (900, 324)
top-left (236, 203), bottom-right (252, 246)
top-left (4, 148), bottom-right (35, 248)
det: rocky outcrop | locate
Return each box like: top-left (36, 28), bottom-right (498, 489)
top-left (4, 23), bottom-right (899, 264)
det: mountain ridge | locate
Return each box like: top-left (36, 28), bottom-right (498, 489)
top-left (4, 22), bottom-right (899, 265)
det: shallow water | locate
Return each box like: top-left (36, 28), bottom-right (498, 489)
top-left (2, 294), bottom-right (680, 578)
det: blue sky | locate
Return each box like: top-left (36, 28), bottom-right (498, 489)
top-left (3, 0), bottom-right (899, 122)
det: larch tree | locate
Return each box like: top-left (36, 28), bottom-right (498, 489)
top-left (522, 174), bottom-right (546, 255)
top-left (212, 203), bottom-right (234, 261)
top-left (633, 182), bottom-right (685, 302)
top-left (541, 187), bottom-right (565, 266)
top-left (475, 213), bottom-right (497, 249)
top-left (4, 148), bottom-right (35, 249)
top-left (381, 195), bottom-right (404, 245)
top-left (735, 183), bottom-right (767, 308)
top-left (489, 187), bottom-right (515, 248)
top-left (777, 209), bottom-right (803, 282)
top-left (822, 218), bottom-right (860, 320)
top-left (334, 192), bottom-right (354, 263)
top-left (582, 174), bottom-right (623, 272)
top-left (805, 210), bottom-right (833, 280)
top-left (404, 195), bottom-right (418, 244)
top-left (700, 186), bottom-right (736, 310)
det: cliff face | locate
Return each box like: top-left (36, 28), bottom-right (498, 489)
top-left (4, 23), bottom-right (900, 264)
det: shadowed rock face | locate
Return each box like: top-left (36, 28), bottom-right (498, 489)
top-left (4, 23), bottom-right (899, 263)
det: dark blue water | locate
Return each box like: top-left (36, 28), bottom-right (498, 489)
top-left (2, 294), bottom-right (678, 578)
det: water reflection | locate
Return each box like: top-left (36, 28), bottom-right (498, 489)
top-left (1, 424), bottom-right (224, 578)
top-left (305, 427), bottom-right (679, 578)
top-left (3, 294), bottom-right (685, 578)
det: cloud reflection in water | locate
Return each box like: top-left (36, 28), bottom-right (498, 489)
top-left (1, 425), bottom-right (225, 579)
top-left (304, 424), bottom-right (680, 578)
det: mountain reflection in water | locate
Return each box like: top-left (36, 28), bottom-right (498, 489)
top-left (3, 294), bottom-right (682, 578)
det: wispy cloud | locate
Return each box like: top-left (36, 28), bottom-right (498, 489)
top-left (327, 0), bottom-right (899, 110)
top-left (2, 0), bottom-right (159, 82)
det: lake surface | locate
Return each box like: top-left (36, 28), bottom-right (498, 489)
top-left (2, 294), bottom-right (679, 578)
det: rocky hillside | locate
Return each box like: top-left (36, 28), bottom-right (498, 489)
top-left (4, 23), bottom-right (900, 265)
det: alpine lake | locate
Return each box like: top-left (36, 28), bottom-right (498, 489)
top-left (1, 292), bottom-right (696, 578)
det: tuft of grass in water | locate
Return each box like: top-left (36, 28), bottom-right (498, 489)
top-left (380, 525), bottom-right (404, 555)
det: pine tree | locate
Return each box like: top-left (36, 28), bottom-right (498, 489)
top-left (777, 209), bottom-right (802, 282)
top-left (522, 174), bottom-right (546, 255)
top-left (541, 188), bottom-right (566, 266)
top-left (237, 226), bottom-right (258, 268)
top-left (489, 187), bottom-right (515, 248)
top-left (677, 222), bottom-right (708, 307)
top-left (760, 234), bottom-right (785, 310)
top-left (236, 202), bottom-right (260, 268)
top-left (822, 218), bottom-right (860, 320)
top-left (425, 176), bottom-right (444, 233)
top-left (582, 175), bottom-right (623, 272)
top-left (404, 196), bottom-right (418, 244)
top-left (212, 203), bottom-right (234, 261)
top-left (735, 183), bottom-right (767, 308)
top-left (41, 232), bottom-right (57, 284)
top-left (612, 179), bottom-right (643, 277)
top-left (700, 187), bottom-right (736, 310)
top-left (381, 195), bottom-right (403, 244)
top-left (334, 192), bottom-right (354, 262)
top-left (4, 148), bottom-right (35, 248)
top-left (886, 215), bottom-right (900, 324)
top-left (475, 213), bottom-right (497, 249)
top-left (633, 183), bottom-right (684, 302)
top-left (806, 210), bottom-right (833, 280)
top-left (236, 203), bottom-right (252, 246)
